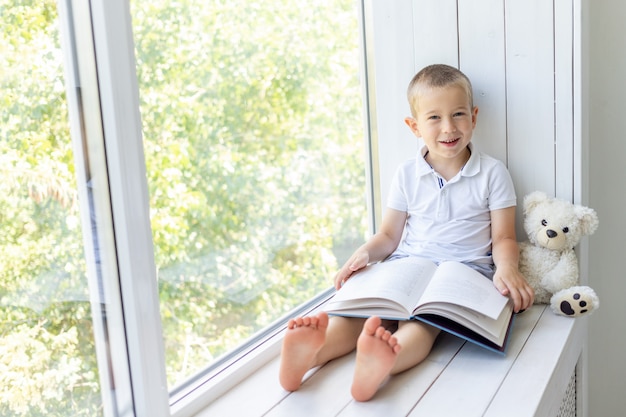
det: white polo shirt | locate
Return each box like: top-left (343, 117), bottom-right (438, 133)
top-left (387, 143), bottom-right (516, 267)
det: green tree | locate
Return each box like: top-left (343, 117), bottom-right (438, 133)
top-left (132, 0), bottom-right (367, 386)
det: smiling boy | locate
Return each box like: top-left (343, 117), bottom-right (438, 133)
top-left (279, 64), bottom-right (534, 402)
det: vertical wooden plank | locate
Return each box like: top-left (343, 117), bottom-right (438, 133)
top-left (458, 0), bottom-right (508, 165)
top-left (411, 0), bottom-right (459, 69)
top-left (555, 0), bottom-right (575, 201)
top-left (571, 0), bottom-right (584, 207)
top-left (505, 0), bottom-right (555, 236)
top-left (364, 0), bottom-right (417, 224)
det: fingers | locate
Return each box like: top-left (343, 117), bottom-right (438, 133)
top-left (506, 285), bottom-right (534, 313)
top-left (334, 271), bottom-right (349, 290)
top-left (494, 273), bottom-right (535, 313)
top-left (334, 266), bottom-right (352, 290)
top-left (334, 252), bottom-right (370, 290)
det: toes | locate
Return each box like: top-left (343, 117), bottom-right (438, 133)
top-left (288, 312), bottom-right (330, 329)
top-left (374, 326), bottom-right (388, 339)
top-left (317, 312), bottom-right (329, 328)
top-left (363, 316), bottom-right (382, 335)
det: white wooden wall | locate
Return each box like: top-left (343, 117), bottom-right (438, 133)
top-left (365, 0), bottom-right (581, 239)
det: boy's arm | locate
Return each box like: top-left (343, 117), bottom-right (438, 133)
top-left (333, 208), bottom-right (407, 289)
top-left (491, 206), bottom-right (535, 312)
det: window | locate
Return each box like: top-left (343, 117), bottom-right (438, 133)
top-left (3, 0), bottom-right (370, 415)
top-left (129, 0), bottom-right (368, 394)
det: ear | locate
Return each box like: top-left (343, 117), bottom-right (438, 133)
top-left (523, 191), bottom-right (549, 213)
top-left (576, 206), bottom-right (599, 236)
top-left (472, 106), bottom-right (479, 128)
top-left (404, 117), bottom-right (422, 138)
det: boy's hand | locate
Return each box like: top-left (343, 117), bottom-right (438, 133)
top-left (333, 250), bottom-right (370, 290)
top-left (493, 264), bottom-right (535, 313)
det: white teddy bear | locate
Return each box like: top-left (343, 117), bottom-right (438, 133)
top-left (518, 191), bottom-right (600, 317)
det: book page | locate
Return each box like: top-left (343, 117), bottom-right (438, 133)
top-left (324, 257), bottom-right (438, 317)
top-left (415, 261), bottom-right (508, 320)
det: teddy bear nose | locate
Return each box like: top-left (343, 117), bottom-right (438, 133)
top-left (546, 229), bottom-right (558, 238)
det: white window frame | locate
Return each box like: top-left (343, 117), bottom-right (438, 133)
top-left (59, 0), bottom-right (169, 415)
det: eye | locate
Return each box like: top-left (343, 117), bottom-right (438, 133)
top-left (541, 219), bottom-right (547, 226)
top-left (428, 115), bottom-right (440, 121)
top-left (562, 227), bottom-right (569, 233)
top-left (453, 112), bottom-right (466, 117)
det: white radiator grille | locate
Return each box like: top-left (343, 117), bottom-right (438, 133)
top-left (557, 370), bottom-right (577, 417)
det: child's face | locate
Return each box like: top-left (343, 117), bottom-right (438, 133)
top-left (405, 85), bottom-right (478, 163)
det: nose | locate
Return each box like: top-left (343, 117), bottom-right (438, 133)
top-left (442, 117), bottom-right (457, 133)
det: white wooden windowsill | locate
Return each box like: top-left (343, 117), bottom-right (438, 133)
top-left (191, 305), bottom-right (585, 417)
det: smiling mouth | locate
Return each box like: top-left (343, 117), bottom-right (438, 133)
top-left (440, 138), bottom-right (460, 144)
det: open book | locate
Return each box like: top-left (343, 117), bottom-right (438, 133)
top-left (324, 257), bottom-right (515, 354)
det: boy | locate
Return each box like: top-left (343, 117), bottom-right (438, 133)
top-left (279, 64), bottom-right (534, 402)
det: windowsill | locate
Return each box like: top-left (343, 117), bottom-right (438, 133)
top-left (175, 305), bottom-right (585, 417)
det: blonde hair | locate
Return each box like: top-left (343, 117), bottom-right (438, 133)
top-left (407, 64), bottom-right (474, 117)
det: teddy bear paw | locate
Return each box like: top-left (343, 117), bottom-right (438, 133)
top-left (550, 286), bottom-right (599, 317)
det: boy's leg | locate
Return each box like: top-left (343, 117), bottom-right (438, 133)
top-left (279, 312), bottom-right (365, 392)
top-left (389, 320), bottom-right (440, 374)
top-left (351, 318), bottom-right (440, 402)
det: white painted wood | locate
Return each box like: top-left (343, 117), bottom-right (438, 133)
top-left (408, 306), bottom-right (544, 417)
top-left (411, 0), bottom-right (459, 69)
top-left (372, 0), bottom-right (577, 234)
top-left (193, 358), bottom-right (283, 416)
top-left (458, 0), bottom-right (508, 164)
top-left (504, 0), bottom-right (558, 242)
top-left (264, 355), bottom-right (355, 417)
top-left (338, 334), bottom-right (465, 417)
top-left (171, 332), bottom-right (284, 416)
top-left (194, 306), bottom-right (584, 417)
top-left (572, 0), bottom-right (585, 208)
top-left (555, 0), bottom-right (576, 201)
top-left (572, 0), bottom-right (588, 413)
top-left (505, 0), bottom-right (556, 211)
top-left (484, 310), bottom-right (583, 417)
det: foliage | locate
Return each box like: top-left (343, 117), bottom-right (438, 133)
top-left (1, 0), bottom-right (366, 413)
top-left (132, 0), bottom-right (367, 386)
top-left (1, 0), bottom-right (99, 415)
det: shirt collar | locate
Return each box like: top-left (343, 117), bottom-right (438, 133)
top-left (416, 142), bottom-right (480, 178)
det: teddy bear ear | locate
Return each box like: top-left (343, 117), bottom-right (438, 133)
top-left (523, 191), bottom-right (549, 213)
top-left (576, 205), bottom-right (599, 236)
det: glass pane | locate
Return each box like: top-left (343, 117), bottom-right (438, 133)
top-left (0, 1), bottom-right (102, 416)
top-left (130, 0), bottom-right (367, 388)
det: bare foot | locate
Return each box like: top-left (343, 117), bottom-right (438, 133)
top-left (279, 312), bottom-right (329, 391)
top-left (351, 316), bottom-right (401, 402)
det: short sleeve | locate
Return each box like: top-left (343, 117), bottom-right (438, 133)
top-left (487, 160), bottom-right (517, 211)
top-left (386, 162), bottom-right (411, 212)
